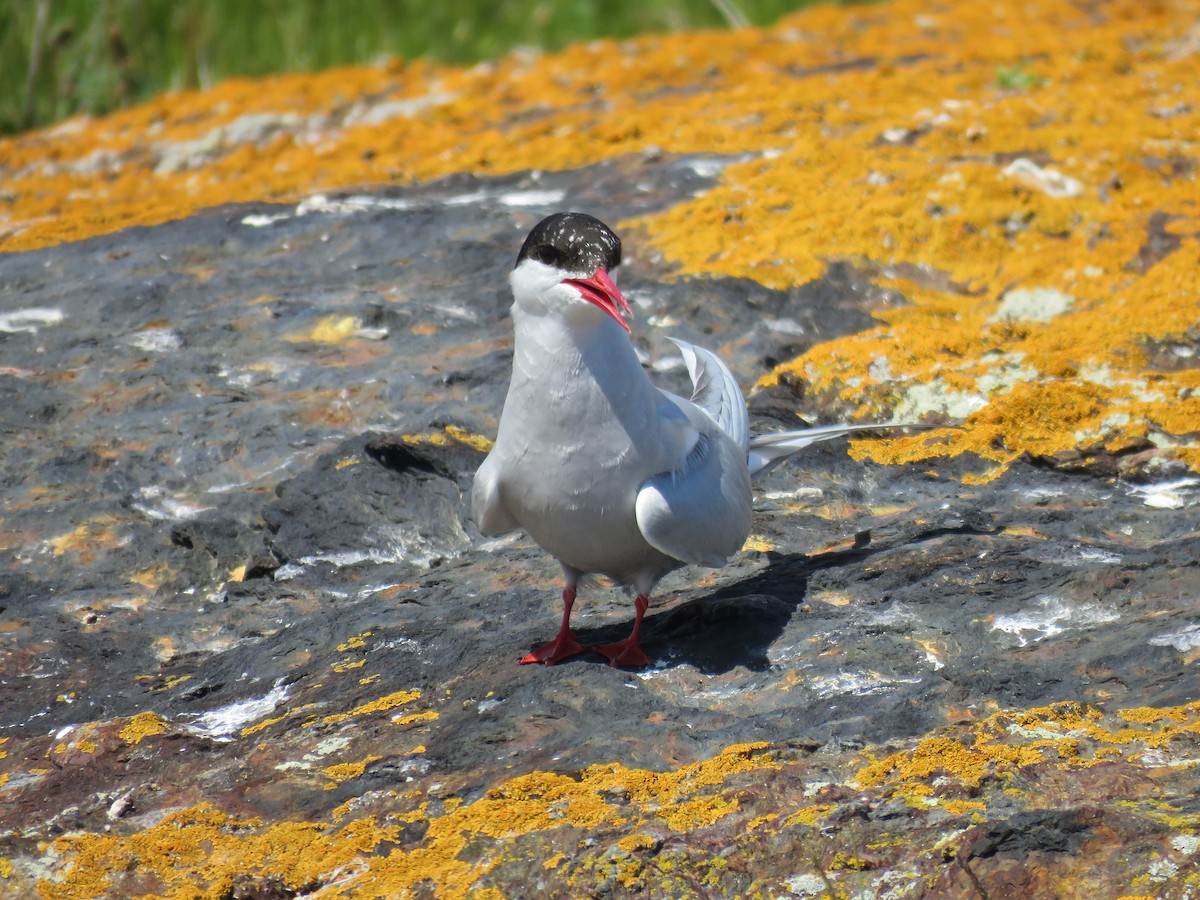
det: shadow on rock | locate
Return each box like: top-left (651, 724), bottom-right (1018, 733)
top-left (629, 508), bottom-right (1002, 675)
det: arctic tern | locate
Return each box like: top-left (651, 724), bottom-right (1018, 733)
top-left (473, 212), bottom-right (909, 668)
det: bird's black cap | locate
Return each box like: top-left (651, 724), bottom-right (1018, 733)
top-left (515, 212), bottom-right (622, 275)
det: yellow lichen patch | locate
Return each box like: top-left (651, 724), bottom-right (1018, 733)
top-left (830, 852), bottom-right (870, 871)
top-left (392, 710), bottom-right (439, 727)
top-left (0, 858), bottom-right (11, 878)
top-left (332, 658), bottom-right (367, 673)
top-left (160, 674), bottom-right (193, 692)
top-left (632, 0), bottom-right (1200, 479)
top-left (856, 733), bottom-right (1044, 793)
top-left (443, 424), bottom-right (494, 453)
top-left (543, 851), bottom-right (567, 870)
top-left (1119, 706), bottom-right (1191, 725)
top-left (857, 700), bottom-right (1200, 799)
top-left (1, 0), bottom-right (1197, 473)
top-left (785, 804), bottom-right (835, 828)
top-left (119, 712), bottom-right (169, 745)
top-left (47, 516), bottom-right (123, 559)
top-left (942, 799), bottom-right (986, 817)
top-left (741, 534), bottom-right (775, 553)
top-left (616, 833), bottom-right (658, 854)
top-left (129, 564), bottom-right (170, 588)
top-left (335, 456), bottom-right (361, 471)
top-left (322, 755), bottom-right (383, 789)
top-left (318, 690), bottom-right (421, 726)
top-left (241, 714), bottom-right (288, 738)
top-left (41, 803), bottom-right (398, 900)
top-left (658, 794), bottom-right (739, 832)
top-left (40, 742), bottom-right (779, 898)
top-left (336, 632), bottom-right (372, 652)
top-left (399, 430), bottom-right (460, 448)
top-left (290, 315), bottom-right (365, 345)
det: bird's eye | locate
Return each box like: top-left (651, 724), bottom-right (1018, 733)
top-left (532, 245), bottom-right (564, 267)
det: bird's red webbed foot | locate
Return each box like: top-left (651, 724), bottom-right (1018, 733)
top-left (593, 637), bottom-right (652, 668)
top-left (593, 594), bottom-right (653, 668)
top-left (520, 586), bottom-right (586, 665)
top-left (520, 630), bottom-right (586, 665)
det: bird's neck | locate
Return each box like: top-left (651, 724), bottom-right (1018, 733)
top-left (504, 307), bottom-right (658, 442)
top-left (511, 306), bottom-right (634, 383)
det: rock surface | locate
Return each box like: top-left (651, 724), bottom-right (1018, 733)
top-left (2, 0), bottom-right (1200, 897)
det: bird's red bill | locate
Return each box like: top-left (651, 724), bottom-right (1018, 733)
top-left (565, 268), bottom-right (633, 332)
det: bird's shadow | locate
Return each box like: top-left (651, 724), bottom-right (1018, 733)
top-left (565, 511), bottom-right (1000, 675)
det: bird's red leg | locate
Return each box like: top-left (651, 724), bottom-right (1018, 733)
top-left (520, 586), bottom-right (586, 665)
top-left (594, 594), bottom-right (653, 668)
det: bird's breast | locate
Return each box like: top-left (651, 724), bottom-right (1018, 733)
top-left (490, 319), bottom-right (674, 576)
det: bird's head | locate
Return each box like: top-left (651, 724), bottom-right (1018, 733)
top-left (510, 212), bottom-right (632, 332)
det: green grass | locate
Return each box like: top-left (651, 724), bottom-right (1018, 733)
top-left (0, 0), bottom-right (855, 135)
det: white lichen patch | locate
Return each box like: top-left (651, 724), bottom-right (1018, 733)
top-left (1001, 158), bottom-right (1084, 198)
top-left (890, 379), bottom-right (987, 423)
top-left (989, 287), bottom-right (1074, 323)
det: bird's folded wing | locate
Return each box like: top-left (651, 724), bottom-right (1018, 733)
top-left (635, 432), bottom-right (753, 568)
top-left (471, 451), bottom-right (518, 535)
top-left (667, 338), bottom-right (749, 453)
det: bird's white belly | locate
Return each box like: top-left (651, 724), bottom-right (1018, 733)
top-left (500, 442), bottom-right (672, 581)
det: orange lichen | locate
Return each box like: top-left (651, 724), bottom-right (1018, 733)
top-left (941, 799), bottom-right (987, 817)
top-left (443, 424), bottom-right (495, 453)
top-left (37, 744), bottom-right (772, 897)
top-left (40, 742), bottom-right (776, 898)
top-left (785, 804), bottom-right (836, 827)
top-left (240, 714), bottom-right (286, 737)
top-left (336, 632), bottom-right (372, 652)
top-left (616, 833), bottom-right (658, 853)
top-left (317, 690), bottom-right (421, 726)
top-left (5, 1), bottom-right (1193, 477)
top-left (658, 794), bottom-right (740, 832)
top-left (118, 712), bottom-right (169, 745)
top-left (27, 708), bottom-right (1200, 897)
top-left (391, 710), bottom-right (439, 727)
top-left (1119, 706), bottom-right (1191, 725)
top-left (47, 516), bottom-right (123, 559)
top-left (857, 701), bottom-right (1200, 796)
top-left (322, 755), bottom-right (383, 788)
top-left (289, 315), bottom-right (366, 345)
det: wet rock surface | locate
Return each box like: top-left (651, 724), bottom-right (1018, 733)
top-left (2, 154), bottom-right (1199, 896)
